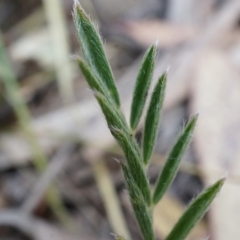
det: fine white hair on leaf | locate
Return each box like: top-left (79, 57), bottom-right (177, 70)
top-left (69, 54), bottom-right (79, 60)
top-left (73, 0), bottom-right (79, 8)
top-left (166, 65), bottom-right (171, 73)
top-left (154, 40), bottom-right (159, 48)
top-left (73, 0), bottom-right (87, 16)
top-left (222, 171), bottom-right (228, 179)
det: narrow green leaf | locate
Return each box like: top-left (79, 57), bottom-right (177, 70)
top-left (153, 115), bottom-right (198, 204)
top-left (77, 58), bottom-right (104, 94)
top-left (165, 177), bottom-right (225, 240)
top-left (111, 127), bottom-right (151, 205)
top-left (143, 73), bottom-right (166, 164)
top-left (77, 57), bottom-right (115, 104)
top-left (73, 1), bottom-right (120, 107)
top-left (95, 93), bottom-right (127, 133)
top-left (121, 163), bottom-right (155, 240)
top-left (130, 44), bottom-right (156, 130)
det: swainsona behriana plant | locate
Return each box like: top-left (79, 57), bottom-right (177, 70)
top-left (73, 2), bottom-right (225, 240)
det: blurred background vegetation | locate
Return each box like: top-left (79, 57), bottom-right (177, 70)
top-left (0, 0), bottom-right (240, 239)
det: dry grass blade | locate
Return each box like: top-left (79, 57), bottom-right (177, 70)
top-left (92, 158), bottom-right (131, 240)
top-left (43, 0), bottom-right (74, 103)
top-left (0, 31), bottom-right (69, 226)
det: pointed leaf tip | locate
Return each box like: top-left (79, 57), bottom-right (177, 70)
top-left (73, 0), bottom-right (89, 21)
top-left (73, 1), bottom-right (120, 107)
top-left (165, 177), bottom-right (225, 240)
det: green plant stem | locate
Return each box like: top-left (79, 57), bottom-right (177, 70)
top-left (95, 93), bottom-right (151, 205)
top-left (122, 164), bottom-right (154, 240)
